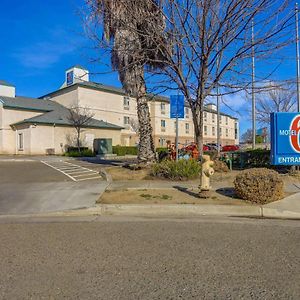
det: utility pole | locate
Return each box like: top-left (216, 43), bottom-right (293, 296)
top-left (216, 45), bottom-right (221, 156)
top-left (296, 3), bottom-right (300, 112)
top-left (251, 18), bottom-right (256, 150)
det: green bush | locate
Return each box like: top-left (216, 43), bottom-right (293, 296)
top-left (234, 168), bottom-right (284, 204)
top-left (151, 159), bottom-right (201, 180)
top-left (230, 149), bottom-right (270, 169)
top-left (65, 149), bottom-right (95, 157)
top-left (67, 147), bottom-right (89, 153)
top-left (156, 147), bottom-right (168, 154)
top-left (112, 146), bottom-right (138, 156)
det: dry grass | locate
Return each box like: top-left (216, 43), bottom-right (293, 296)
top-left (97, 188), bottom-right (252, 205)
top-left (105, 166), bottom-right (151, 181)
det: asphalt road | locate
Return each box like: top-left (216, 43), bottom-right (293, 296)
top-left (0, 216), bottom-right (299, 299)
top-left (0, 161), bottom-right (107, 214)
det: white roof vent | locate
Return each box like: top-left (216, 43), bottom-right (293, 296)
top-left (206, 103), bottom-right (217, 111)
top-left (60, 65), bottom-right (89, 89)
top-left (0, 80), bottom-right (15, 97)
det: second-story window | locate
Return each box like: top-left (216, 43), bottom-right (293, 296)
top-left (212, 113), bottom-right (215, 123)
top-left (212, 126), bottom-right (215, 136)
top-left (160, 102), bottom-right (166, 114)
top-left (185, 123), bottom-right (189, 134)
top-left (161, 120), bottom-right (166, 132)
top-left (204, 125), bottom-right (208, 136)
top-left (123, 96), bottom-right (130, 110)
top-left (226, 128), bottom-right (229, 137)
top-left (204, 112), bottom-right (207, 122)
top-left (185, 107), bottom-right (189, 118)
top-left (124, 116), bottom-right (130, 125)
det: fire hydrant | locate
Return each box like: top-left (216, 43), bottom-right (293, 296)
top-left (199, 155), bottom-right (215, 198)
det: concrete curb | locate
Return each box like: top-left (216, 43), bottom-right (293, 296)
top-left (98, 204), bottom-right (262, 217)
top-left (262, 207), bottom-right (300, 219)
top-left (0, 204), bottom-right (299, 220)
top-left (0, 204), bottom-right (263, 220)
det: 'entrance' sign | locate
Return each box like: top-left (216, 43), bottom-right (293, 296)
top-left (271, 112), bottom-right (300, 165)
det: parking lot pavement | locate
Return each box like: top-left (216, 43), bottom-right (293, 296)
top-left (41, 160), bottom-right (103, 182)
top-left (0, 161), bottom-right (108, 215)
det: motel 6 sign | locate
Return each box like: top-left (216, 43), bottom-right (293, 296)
top-left (271, 112), bottom-right (300, 165)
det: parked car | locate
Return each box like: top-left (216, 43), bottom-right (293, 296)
top-left (206, 143), bottom-right (221, 151)
top-left (203, 144), bottom-right (210, 151)
top-left (222, 144), bottom-right (240, 152)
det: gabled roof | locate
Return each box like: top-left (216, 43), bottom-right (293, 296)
top-left (0, 96), bottom-right (123, 130)
top-left (0, 95), bottom-right (57, 112)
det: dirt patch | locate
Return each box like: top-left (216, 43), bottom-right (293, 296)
top-left (98, 188), bottom-right (253, 205)
top-left (105, 166), bottom-right (151, 181)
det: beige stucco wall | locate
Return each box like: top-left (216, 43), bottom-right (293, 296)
top-left (47, 87), bottom-right (79, 108)
top-left (0, 108), bottom-right (43, 154)
top-left (50, 85), bottom-right (239, 148)
top-left (13, 124), bottom-right (121, 155)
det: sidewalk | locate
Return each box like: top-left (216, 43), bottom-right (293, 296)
top-left (0, 181), bottom-right (298, 221)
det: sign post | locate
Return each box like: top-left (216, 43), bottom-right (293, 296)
top-left (170, 95), bottom-right (185, 161)
top-left (271, 112), bottom-right (300, 165)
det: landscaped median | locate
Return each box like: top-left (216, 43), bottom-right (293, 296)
top-left (95, 162), bottom-right (300, 219)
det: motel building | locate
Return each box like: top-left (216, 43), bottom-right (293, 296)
top-left (0, 66), bottom-right (239, 155)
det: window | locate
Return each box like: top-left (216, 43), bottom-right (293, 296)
top-left (204, 112), bottom-right (207, 122)
top-left (185, 107), bottom-right (189, 118)
top-left (219, 115), bottom-right (222, 124)
top-left (226, 116), bottom-right (228, 125)
top-left (212, 113), bottom-right (215, 123)
top-left (161, 120), bottom-right (166, 132)
top-left (212, 127), bottom-right (215, 136)
top-left (159, 138), bottom-right (166, 146)
top-left (220, 127), bottom-right (222, 136)
top-left (123, 96), bottom-right (130, 110)
top-left (18, 133), bottom-right (24, 150)
top-left (235, 122), bottom-right (238, 139)
top-left (226, 128), bottom-right (229, 137)
top-left (160, 103), bottom-right (166, 114)
top-left (185, 123), bottom-right (189, 134)
top-left (124, 116), bottom-right (130, 125)
top-left (204, 126), bottom-right (208, 136)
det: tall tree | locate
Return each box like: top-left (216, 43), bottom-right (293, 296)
top-left (256, 83), bottom-right (296, 124)
top-left (86, 0), bottom-right (166, 163)
top-left (143, 0), bottom-right (293, 155)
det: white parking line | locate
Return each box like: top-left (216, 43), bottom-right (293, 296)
top-left (41, 160), bottom-right (102, 182)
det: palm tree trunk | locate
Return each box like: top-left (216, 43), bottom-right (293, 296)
top-left (135, 69), bottom-right (156, 163)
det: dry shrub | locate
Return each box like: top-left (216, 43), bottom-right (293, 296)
top-left (234, 168), bottom-right (284, 204)
top-left (213, 160), bottom-right (229, 173)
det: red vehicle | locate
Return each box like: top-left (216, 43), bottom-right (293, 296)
top-left (203, 145), bottom-right (209, 151)
top-left (222, 145), bottom-right (240, 152)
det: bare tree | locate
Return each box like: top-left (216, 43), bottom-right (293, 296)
top-left (85, 0), bottom-right (167, 163)
top-left (144, 0), bottom-right (293, 155)
top-left (256, 83), bottom-right (296, 124)
top-left (241, 129), bottom-right (254, 143)
top-left (68, 106), bottom-right (95, 152)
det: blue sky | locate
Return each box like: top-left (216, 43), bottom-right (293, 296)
top-left (0, 0), bottom-right (298, 135)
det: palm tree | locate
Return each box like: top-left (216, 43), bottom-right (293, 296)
top-left (87, 0), bottom-right (166, 163)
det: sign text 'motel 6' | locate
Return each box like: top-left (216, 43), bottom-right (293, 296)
top-left (271, 112), bottom-right (300, 165)
top-left (170, 95), bottom-right (185, 118)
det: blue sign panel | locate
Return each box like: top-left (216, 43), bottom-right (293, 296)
top-left (271, 112), bottom-right (300, 165)
top-left (170, 95), bottom-right (185, 118)
top-left (66, 71), bottom-right (74, 86)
